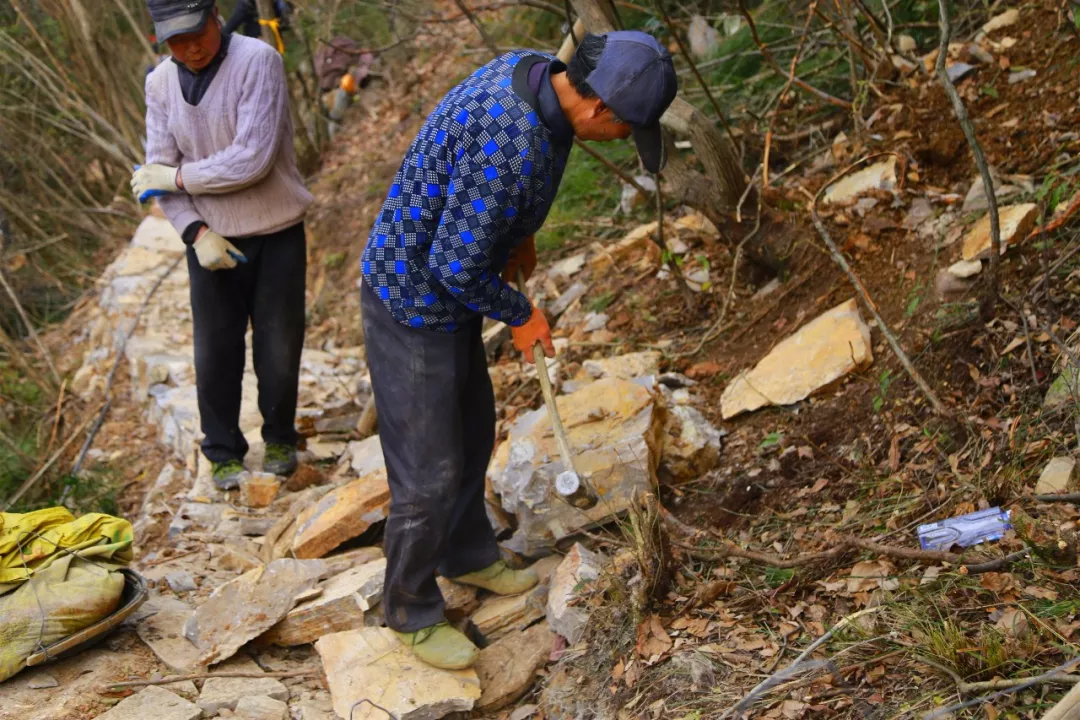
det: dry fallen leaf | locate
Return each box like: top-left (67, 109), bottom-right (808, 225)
top-left (636, 614), bottom-right (673, 660)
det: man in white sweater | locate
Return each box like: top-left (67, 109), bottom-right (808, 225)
top-left (132, 0), bottom-right (313, 490)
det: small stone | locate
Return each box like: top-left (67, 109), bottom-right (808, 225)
top-left (549, 281), bottom-right (588, 317)
top-left (961, 203), bottom-right (1038, 261)
top-left (239, 472), bottom-right (281, 508)
top-left (896, 34), bottom-right (917, 53)
top-left (321, 546), bottom-right (386, 577)
top-left (315, 627), bottom-right (481, 720)
top-left (475, 624), bottom-right (555, 711)
top-left (216, 545), bottom-right (263, 573)
top-left (547, 544), bottom-right (602, 644)
top-left (292, 473), bottom-right (391, 559)
top-left (239, 517), bottom-right (278, 536)
top-left (549, 253), bottom-right (587, 279)
top-left (348, 434), bottom-right (387, 476)
top-left (437, 576), bottom-right (480, 615)
top-left (982, 8), bottom-right (1019, 34)
top-left (260, 558), bottom-right (386, 646)
top-left (234, 695), bottom-right (288, 720)
top-left (1008, 69), bottom-right (1037, 84)
top-left (163, 680), bottom-right (199, 701)
top-left (168, 502), bottom-right (225, 540)
top-left (946, 62), bottom-right (976, 83)
top-left (582, 351), bottom-right (661, 382)
top-left (720, 299), bottom-right (872, 419)
top-left (165, 571), bottom-right (197, 593)
top-left (673, 211), bottom-right (719, 237)
top-left (1036, 457), bottom-right (1077, 495)
top-left (184, 558), bottom-right (327, 666)
top-left (662, 405), bottom-right (725, 480)
top-left (98, 686), bottom-right (201, 720)
top-left (967, 43), bottom-right (994, 65)
top-left (26, 673), bottom-right (58, 689)
top-left (198, 676), bottom-right (289, 715)
top-left (305, 441), bottom-right (349, 462)
top-left (822, 158), bottom-right (897, 205)
top-left (948, 259), bottom-right (983, 279)
top-left (582, 312), bottom-right (609, 333)
top-left (1044, 369), bottom-right (1080, 409)
top-left (285, 464), bottom-right (327, 492)
top-left (472, 585), bottom-right (547, 641)
top-left (136, 596), bottom-right (202, 673)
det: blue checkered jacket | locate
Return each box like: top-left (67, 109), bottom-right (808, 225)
top-left (361, 52), bottom-right (573, 331)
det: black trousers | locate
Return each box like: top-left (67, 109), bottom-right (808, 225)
top-left (360, 280), bottom-right (500, 632)
top-left (188, 222), bottom-right (306, 464)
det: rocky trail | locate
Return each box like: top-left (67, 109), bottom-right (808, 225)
top-left (11, 0), bottom-right (1080, 718)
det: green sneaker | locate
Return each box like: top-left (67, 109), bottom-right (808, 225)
top-left (394, 622), bottom-right (479, 670)
top-left (212, 459), bottom-right (245, 491)
top-left (263, 443), bottom-right (297, 476)
top-left (452, 560), bottom-right (538, 596)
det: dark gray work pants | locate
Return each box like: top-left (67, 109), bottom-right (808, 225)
top-left (187, 222), bottom-right (306, 464)
top-left (360, 279), bottom-right (500, 632)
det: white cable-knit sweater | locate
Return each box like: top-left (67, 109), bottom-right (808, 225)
top-left (145, 35), bottom-right (313, 239)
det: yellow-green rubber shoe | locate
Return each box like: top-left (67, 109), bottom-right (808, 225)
top-left (393, 622), bottom-right (479, 670)
top-left (452, 560), bottom-right (539, 596)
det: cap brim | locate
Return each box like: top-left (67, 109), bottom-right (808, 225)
top-left (631, 123), bottom-right (666, 174)
top-left (154, 9), bottom-right (210, 42)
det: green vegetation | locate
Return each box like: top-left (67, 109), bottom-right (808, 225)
top-left (537, 141), bottom-right (641, 254)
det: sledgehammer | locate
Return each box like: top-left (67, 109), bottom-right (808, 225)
top-left (515, 269), bottom-right (598, 510)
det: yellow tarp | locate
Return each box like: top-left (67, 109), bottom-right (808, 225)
top-left (0, 508), bottom-right (133, 589)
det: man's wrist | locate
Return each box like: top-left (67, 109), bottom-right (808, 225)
top-left (175, 167), bottom-right (184, 191)
top-left (181, 221), bottom-right (207, 246)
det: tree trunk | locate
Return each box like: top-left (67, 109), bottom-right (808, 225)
top-left (568, 0), bottom-right (746, 210)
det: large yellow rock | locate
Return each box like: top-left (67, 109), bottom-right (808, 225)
top-left (315, 627), bottom-right (481, 720)
top-left (487, 377), bottom-right (664, 556)
top-left (721, 299), bottom-right (873, 419)
top-left (292, 472), bottom-right (390, 559)
top-left (961, 203), bottom-right (1038, 260)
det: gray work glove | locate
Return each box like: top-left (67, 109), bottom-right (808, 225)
top-left (193, 229), bottom-right (246, 271)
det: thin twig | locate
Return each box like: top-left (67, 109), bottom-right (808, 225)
top-left (728, 607), bottom-right (884, 716)
top-left (737, 0), bottom-right (852, 109)
top-left (761, 0), bottom-right (821, 187)
top-left (959, 674), bottom-right (1080, 693)
top-left (105, 669), bottom-right (318, 691)
top-left (573, 139), bottom-right (650, 196)
top-left (935, 0), bottom-right (999, 319)
top-left (452, 0), bottom-right (499, 55)
top-left (810, 153), bottom-right (949, 416)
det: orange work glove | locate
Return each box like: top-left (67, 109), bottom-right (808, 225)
top-left (512, 303), bottom-right (556, 364)
top-left (503, 235), bottom-right (537, 283)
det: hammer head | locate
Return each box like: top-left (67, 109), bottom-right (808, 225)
top-left (555, 470), bottom-right (599, 510)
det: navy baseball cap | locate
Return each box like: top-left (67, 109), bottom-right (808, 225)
top-left (585, 31), bottom-right (678, 173)
top-left (147, 0), bottom-right (215, 42)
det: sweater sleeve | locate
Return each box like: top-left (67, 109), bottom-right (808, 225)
top-left (426, 155), bottom-right (533, 326)
top-left (179, 47), bottom-right (288, 195)
top-left (144, 70), bottom-right (204, 235)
